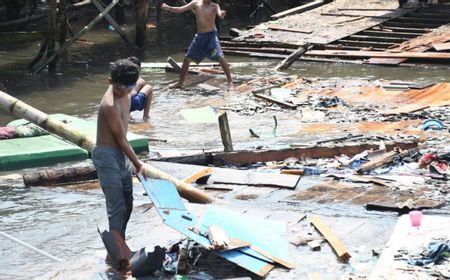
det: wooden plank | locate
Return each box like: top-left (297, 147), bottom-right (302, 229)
top-left (357, 148), bottom-right (419, 174)
top-left (280, 169), bottom-right (304, 176)
top-left (167, 56), bottom-right (181, 72)
top-left (310, 215), bottom-right (351, 262)
top-left (306, 50), bottom-right (450, 59)
top-left (182, 167), bottom-right (212, 184)
top-left (359, 30), bottom-right (423, 38)
top-left (150, 161), bottom-right (301, 189)
top-left (307, 240), bottom-right (321, 251)
top-left (266, 24), bottom-right (313, 34)
top-left (274, 44), bottom-right (311, 71)
top-left (210, 169), bottom-right (300, 189)
top-left (253, 93), bottom-right (297, 109)
top-left (271, 0), bottom-right (326, 19)
top-left (433, 42), bottom-right (450, 51)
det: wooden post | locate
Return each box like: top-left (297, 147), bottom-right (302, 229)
top-left (218, 111), bottom-right (233, 152)
top-left (47, 0), bottom-right (57, 73)
top-left (156, 0), bottom-right (162, 21)
top-left (58, 0), bottom-right (68, 45)
top-left (274, 44), bottom-right (311, 71)
top-left (136, 0), bottom-right (149, 47)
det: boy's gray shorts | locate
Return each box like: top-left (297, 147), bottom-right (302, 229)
top-left (92, 146), bottom-right (133, 232)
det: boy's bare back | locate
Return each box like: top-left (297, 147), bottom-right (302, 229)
top-left (162, 0), bottom-right (226, 33)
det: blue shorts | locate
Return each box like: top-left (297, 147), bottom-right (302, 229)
top-left (186, 29), bottom-right (224, 63)
top-left (130, 92), bottom-right (147, 112)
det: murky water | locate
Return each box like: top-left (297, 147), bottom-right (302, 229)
top-left (1, 3), bottom-right (450, 280)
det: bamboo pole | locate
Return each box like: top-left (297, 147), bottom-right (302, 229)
top-left (0, 91), bottom-right (95, 150)
top-left (33, 0), bottom-right (120, 74)
top-left (0, 90), bottom-right (213, 204)
top-left (141, 165), bottom-right (213, 203)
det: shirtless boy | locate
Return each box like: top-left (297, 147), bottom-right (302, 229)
top-left (127, 56), bottom-right (153, 121)
top-left (161, 0), bottom-right (233, 90)
top-left (92, 59), bottom-right (144, 239)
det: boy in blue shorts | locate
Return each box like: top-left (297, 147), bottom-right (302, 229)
top-left (127, 56), bottom-right (153, 121)
top-left (161, 0), bottom-right (233, 90)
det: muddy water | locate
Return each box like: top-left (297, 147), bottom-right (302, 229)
top-left (1, 5), bottom-right (450, 280)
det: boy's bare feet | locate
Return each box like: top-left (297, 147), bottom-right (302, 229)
top-left (227, 81), bottom-right (234, 91)
top-left (169, 81), bottom-right (184, 89)
top-left (142, 116), bottom-right (150, 122)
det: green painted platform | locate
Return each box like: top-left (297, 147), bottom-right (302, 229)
top-left (0, 114), bottom-right (148, 171)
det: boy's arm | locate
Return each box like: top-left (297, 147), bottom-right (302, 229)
top-left (103, 105), bottom-right (143, 173)
top-left (161, 1), bottom-right (196, 14)
top-left (216, 3), bottom-right (226, 19)
top-left (130, 77), bottom-right (146, 96)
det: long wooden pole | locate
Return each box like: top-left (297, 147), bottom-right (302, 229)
top-left (0, 90), bottom-right (213, 204)
top-left (92, 0), bottom-right (136, 51)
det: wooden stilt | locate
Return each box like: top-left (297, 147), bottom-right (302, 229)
top-left (47, 0), bottom-right (57, 73)
top-left (136, 0), bottom-right (149, 48)
top-left (58, 0), bottom-right (68, 45)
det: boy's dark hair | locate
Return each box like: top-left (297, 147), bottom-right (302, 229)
top-left (127, 56), bottom-right (141, 68)
top-left (110, 59), bottom-right (139, 86)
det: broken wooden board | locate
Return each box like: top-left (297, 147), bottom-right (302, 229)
top-left (307, 50), bottom-right (450, 59)
top-left (310, 215), bottom-right (351, 262)
top-left (366, 200), bottom-right (447, 213)
top-left (156, 140), bottom-right (419, 167)
top-left (368, 25), bottom-right (450, 65)
top-left (209, 169), bottom-right (300, 189)
top-left (433, 42), bottom-right (450, 51)
top-left (357, 148), bottom-right (419, 174)
top-left (149, 161), bottom-right (300, 189)
top-left (253, 93), bottom-right (297, 109)
top-left (369, 215), bottom-right (450, 280)
top-left (183, 167), bottom-right (212, 184)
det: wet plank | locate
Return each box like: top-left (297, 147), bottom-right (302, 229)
top-left (149, 161), bottom-right (301, 189)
